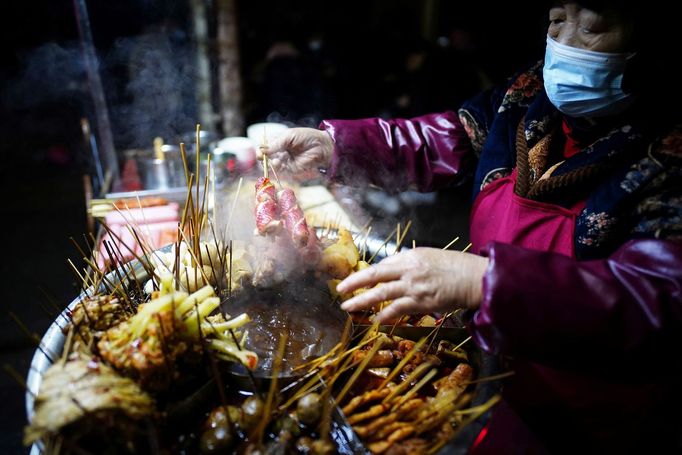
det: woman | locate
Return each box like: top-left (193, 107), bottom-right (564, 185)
top-left (261, 2), bottom-right (682, 452)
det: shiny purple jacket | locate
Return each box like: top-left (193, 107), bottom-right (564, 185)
top-left (320, 112), bottom-right (682, 451)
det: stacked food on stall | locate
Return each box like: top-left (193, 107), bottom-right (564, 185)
top-left (25, 137), bottom-right (498, 454)
top-left (91, 196), bottom-right (180, 270)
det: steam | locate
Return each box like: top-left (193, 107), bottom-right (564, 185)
top-left (4, 24), bottom-right (197, 151)
top-left (108, 26), bottom-right (196, 148)
top-left (3, 42), bottom-right (86, 109)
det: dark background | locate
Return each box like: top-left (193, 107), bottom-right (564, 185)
top-left (0, 1), bottom-right (544, 452)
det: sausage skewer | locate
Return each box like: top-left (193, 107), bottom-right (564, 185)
top-left (254, 177), bottom-right (282, 235)
top-left (278, 188), bottom-right (310, 248)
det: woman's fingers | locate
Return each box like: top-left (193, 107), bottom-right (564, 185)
top-left (259, 131), bottom-right (290, 158)
top-left (376, 251), bottom-right (415, 267)
top-left (340, 280), bottom-right (407, 313)
top-left (336, 264), bottom-right (405, 294)
top-left (374, 297), bottom-right (416, 323)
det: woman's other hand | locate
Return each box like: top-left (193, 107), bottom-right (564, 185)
top-left (337, 248), bottom-right (489, 323)
top-left (258, 127), bottom-right (333, 181)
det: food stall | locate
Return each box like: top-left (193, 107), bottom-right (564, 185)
top-left (26, 136), bottom-right (502, 453)
top-left (22, 1), bottom-right (505, 454)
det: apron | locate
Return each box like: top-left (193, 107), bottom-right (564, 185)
top-left (466, 169), bottom-right (663, 453)
top-left (469, 168), bottom-right (585, 258)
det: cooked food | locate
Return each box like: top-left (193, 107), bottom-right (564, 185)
top-left (24, 358), bottom-right (154, 446)
top-left (278, 188), bottom-right (310, 248)
top-left (113, 196), bottom-right (169, 209)
top-left (98, 285), bottom-right (257, 389)
top-left (296, 392), bottom-right (322, 426)
top-left (320, 229), bottom-right (360, 279)
top-left (255, 177), bottom-right (282, 235)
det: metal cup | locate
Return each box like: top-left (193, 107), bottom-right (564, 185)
top-left (144, 158), bottom-right (170, 190)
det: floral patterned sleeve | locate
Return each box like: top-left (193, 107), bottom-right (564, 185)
top-left (457, 84), bottom-right (509, 156)
top-left (629, 126), bottom-right (682, 241)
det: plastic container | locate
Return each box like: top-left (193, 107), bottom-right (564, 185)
top-left (246, 122), bottom-right (289, 146)
top-left (214, 136), bottom-right (257, 173)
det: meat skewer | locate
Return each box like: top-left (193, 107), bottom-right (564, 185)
top-left (254, 176), bottom-right (282, 235)
top-left (278, 188), bottom-right (310, 248)
top-left (300, 226), bottom-right (322, 268)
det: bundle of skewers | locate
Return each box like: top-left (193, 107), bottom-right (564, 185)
top-left (24, 127), bottom-right (262, 453)
top-left (277, 322), bottom-right (502, 455)
top-left (20, 126), bottom-right (502, 454)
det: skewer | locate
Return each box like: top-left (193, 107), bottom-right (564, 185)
top-left (200, 156), bottom-right (212, 238)
top-left (260, 126), bottom-right (269, 179)
top-left (335, 336), bottom-right (384, 405)
top-left (195, 125), bottom-right (201, 250)
top-left (180, 143), bottom-right (191, 187)
top-left (361, 226), bottom-right (372, 262)
top-left (101, 241), bottom-right (132, 305)
top-left (228, 240), bottom-right (233, 297)
top-left (227, 327), bottom-right (261, 397)
top-left (203, 244), bottom-right (219, 293)
top-left (442, 236), bottom-right (460, 250)
top-left (367, 225), bottom-right (399, 264)
top-left (177, 229), bottom-right (212, 285)
top-left (269, 162), bottom-right (283, 189)
top-left (207, 219), bottom-right (227, 293)
top-left (223, 177), bottom-right (243, 241)
top-left (378, 337), bottom-right (427, 389)
top-left (280, 332), bottom-right (382, 412)
top-left (395, 220), bottom-right (413, 251)
top-left (38, 287), bottom-right (73, 329)
top-left (59, 325), bottom-right (74, 368)
top-left (463, 370), bottom-right (515, 385)
top-left (382, 361), bottom-right (436, 404)
top-left (390, 368), bottom-right (438, 412)
top-left (426, 310), bottom-right (453, 353)
top-left (66, 259), bottom-right (93, 299)
top-left (109, 203), bottom-right (157, 259)
top-left (462, 242), bottom-right (472, 253)
top-left (452, 335), bottom-right (472, 352)
top-left (253, 332), bottom-right (287, 446)
top-left (426, 395), bottom-right (501, 455)
top-left (3, 365), bottom-right (34, 397)
top-left (8, 312), bottom-right (56, 364)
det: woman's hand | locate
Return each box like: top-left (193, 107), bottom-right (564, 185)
top-left (258, 127), bottom-right (334, 181)
top-left (337, 248), bottom-right (489, 323)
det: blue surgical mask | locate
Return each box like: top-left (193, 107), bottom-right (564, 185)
top-left (543, 36), bottom-right (636, 118)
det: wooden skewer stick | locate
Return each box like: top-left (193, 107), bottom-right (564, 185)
top-left (452, 335), bottom-right (472, 352)
top-left (269, 162), bottom-right (283, 189)
top-left (382, 360), bottom-right (436, 404)
top-left (442, 236), bottom-right (460, 250)
top-left (463, 370), bottom-right (515, 385)
top-left (396, 220), bottom-right (413, 250)
top-left (334, 337), bottom-right (384, 405)
top-left (253, 332), bottom-right (288, 445)
top-left (260, 126), bottom-right (269, 179)
top-left (223, 177), bottom-right (243, 242)
top-left (378, 336), bottom-right (427, 389)
top-left (367, 225), bottom-right (400, 264)
top-left (426, 310), bottom-right (454, 353)
top-left (390, 368), bottom-right (438, 411)
top-left (425, 395), bottom-right (501, 455)
top-left (195, 125), bottom-right (201, 246)
top-left (3, 364), bottom-right (34, 397)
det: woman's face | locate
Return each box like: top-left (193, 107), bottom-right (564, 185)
top-left (547, 3), bottom-right (633, 53)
